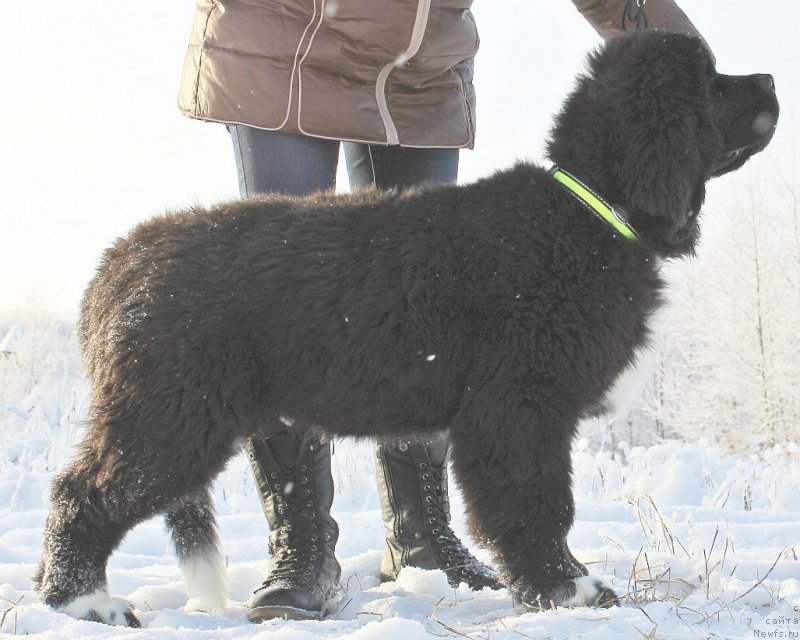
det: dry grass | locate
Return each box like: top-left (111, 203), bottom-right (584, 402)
top-left (0, 594), bottom-right (23, 635)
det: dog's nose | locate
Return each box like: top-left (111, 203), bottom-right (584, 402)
top-left (754, 74), bottom-right (775, 90)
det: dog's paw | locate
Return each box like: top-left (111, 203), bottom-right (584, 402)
top-left (561, 575), bottom-right (619, 608)
top-left (61, 589), bottom-right (141, 627)
top-left (518, 576), bottom-right (619, 611)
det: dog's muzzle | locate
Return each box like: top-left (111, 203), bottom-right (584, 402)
top-left (711, 73), bottom-right (779, 178)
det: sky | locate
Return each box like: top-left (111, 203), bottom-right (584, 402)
top-left (1, 1), bottom-right (798, 318)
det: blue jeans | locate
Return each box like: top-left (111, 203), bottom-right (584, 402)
top-left (229, 127), bottom-right (474, 588)
top-left (228, 126), bottom-right (459, 197)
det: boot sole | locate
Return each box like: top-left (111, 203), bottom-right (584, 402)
top-left (247, 604), bottom-right (323, 622)
top-left (247, 597), bottom-right (340, 623)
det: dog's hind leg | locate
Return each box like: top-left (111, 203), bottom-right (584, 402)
top-left (165, 487), bottom-right (227, 613)
top-left (35, 449), bottom-right (150, 627)
top-left (36, 421), bottom-right (221, 626)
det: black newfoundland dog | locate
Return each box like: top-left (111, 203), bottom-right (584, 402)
top-left (36, 31), bottom-right (778, 626)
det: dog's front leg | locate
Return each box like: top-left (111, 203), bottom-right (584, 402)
top-left (449, 401), bottom-right (617, 610)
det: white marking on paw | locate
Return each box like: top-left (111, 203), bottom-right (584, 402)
top-left (61, 589), bottom-right (135, 625)
top-left (183, 550), bottom-right (228, 613)
top-left (562, 575), bottom-right (607, 607)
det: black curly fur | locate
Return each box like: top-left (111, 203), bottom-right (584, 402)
top-left (37, 31), bottom-right (778, 622)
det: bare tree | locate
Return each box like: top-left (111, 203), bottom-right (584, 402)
top-left (609, 157), bottom-right (800, 452)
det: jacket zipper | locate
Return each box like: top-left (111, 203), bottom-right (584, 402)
top-left (375, 0), bottom-right (432, 145)
top-left (288, 0), bottom-right (326, 131)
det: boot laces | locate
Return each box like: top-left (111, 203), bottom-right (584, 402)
top-left (419, 462), bottom-right (500, 588)
top-left (421, 464), bottom-right (480, 568)
top-left (262, 467), bottom-right (323, 586)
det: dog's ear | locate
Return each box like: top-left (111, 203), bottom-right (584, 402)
top-left (604, 32), bottom-right (718, 228)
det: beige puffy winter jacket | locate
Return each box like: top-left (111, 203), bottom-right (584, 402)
top-left (178, 0), bottom-right (703, 148)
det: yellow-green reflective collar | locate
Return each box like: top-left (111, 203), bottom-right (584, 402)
top-left (549, 166), bottom-right (639, 242)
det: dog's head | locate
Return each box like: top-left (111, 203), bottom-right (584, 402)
top-left (547, 31), bottom-right (779, 257)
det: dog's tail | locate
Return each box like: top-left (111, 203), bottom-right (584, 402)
top-left (165, 489), bottom-right (228, 613)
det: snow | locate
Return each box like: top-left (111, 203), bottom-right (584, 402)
top-left (1, 322), bottom-right (799, 639)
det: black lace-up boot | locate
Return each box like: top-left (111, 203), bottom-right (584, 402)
top-left (245, 432), bottom-right (341, 622)
top-left (375, 434), bottom-right (501, 590)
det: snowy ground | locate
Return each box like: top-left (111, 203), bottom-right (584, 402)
top-left (1, 323), bottom-right (799, 639)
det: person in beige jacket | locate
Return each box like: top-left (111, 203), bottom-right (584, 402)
top-left (178, 0), bottom-right (706, 623)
